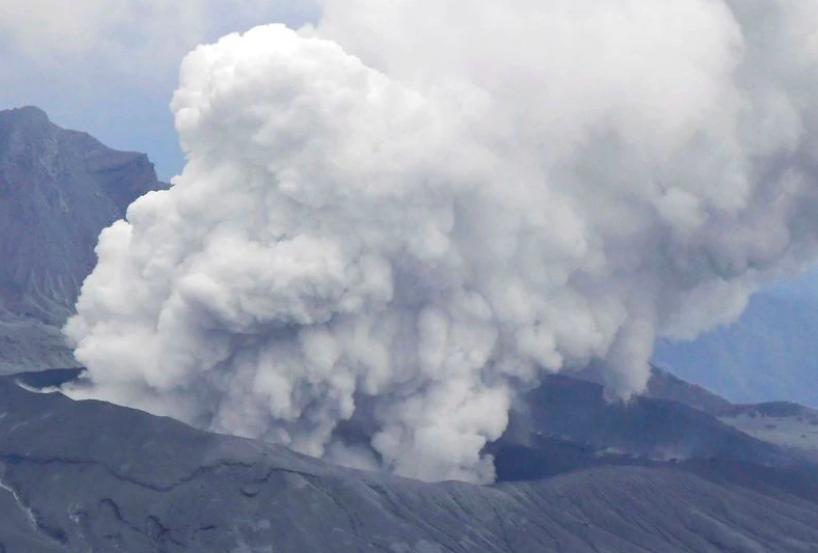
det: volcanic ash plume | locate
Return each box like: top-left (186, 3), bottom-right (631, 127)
top-left (65, 0), bottom-right (818, 482)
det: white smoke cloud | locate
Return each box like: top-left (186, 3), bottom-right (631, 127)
top-left (65, 0), bottom-right (818, 483)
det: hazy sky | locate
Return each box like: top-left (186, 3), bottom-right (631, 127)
top-left (0, 0), bottom-right (319, 180)
top-left (2, 0), bottom-right (816, 299)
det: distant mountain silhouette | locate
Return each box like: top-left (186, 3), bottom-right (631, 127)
top-left (0, 106), bottom-right (164, 372)
top-left (655, 291), bottom-right (818, 408)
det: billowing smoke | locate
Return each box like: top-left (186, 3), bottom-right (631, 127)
top-left (65, 0), bottom-right (818, 483)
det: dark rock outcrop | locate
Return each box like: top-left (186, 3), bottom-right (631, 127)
top-left (0, 106), bottom-right (164, 372)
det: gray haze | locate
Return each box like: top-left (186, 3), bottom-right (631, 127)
top-left (655, 288), bottom-right (818, 407)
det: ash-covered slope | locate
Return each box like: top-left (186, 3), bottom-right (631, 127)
top-left (648, 366), bottom-right (818, 462)
top-left (0, 106), bottom-right (163, 372)
top-left (646, 366), bottom-right (735, 415)
top-left (2, 376), bottom-right (818, 552)
top-left (490, 371), bottom-right (807, 484)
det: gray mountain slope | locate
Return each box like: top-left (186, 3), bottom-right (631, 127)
top-left (3, 377), bottom-right (818, 552)
top-left (646, 366), bottom-right (818, 462)
top-left (646, 366), bottom-right (735, 415)
top-left (0, 106), bottom-right (163, 373)
top-left (501, 372), bottom-right (798, 466)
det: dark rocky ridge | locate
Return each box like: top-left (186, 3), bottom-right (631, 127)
top-left (0, 106), bottom-right (164, 372)
top-left (647, 366), bottom-right (818, 463)
top-left (490, 370), bottom-right (815, 485)
top-left (3, 376), bottom-right (818, 552)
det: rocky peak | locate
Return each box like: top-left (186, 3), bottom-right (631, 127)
top-left (0, 106), bottom-right (165, 372)
top-left (0, 105), bottom-right (51, 129)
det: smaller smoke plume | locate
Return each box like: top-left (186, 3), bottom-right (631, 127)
top-left (66, 0), bottom-right (818, 482)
